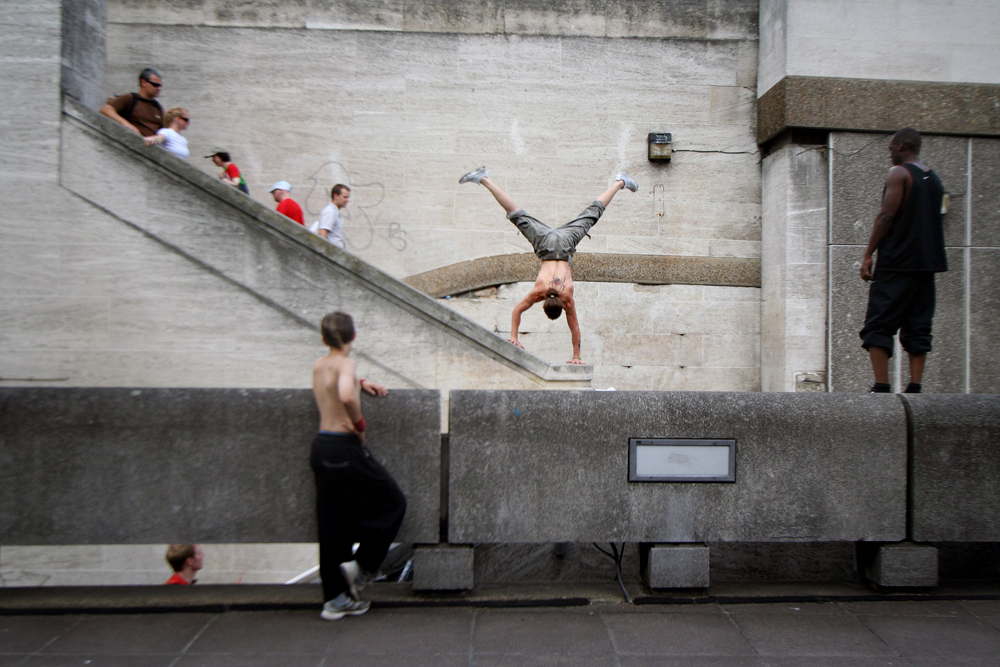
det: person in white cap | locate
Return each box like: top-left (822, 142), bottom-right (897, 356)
top-left (269, 180), bottom-right (303, 225)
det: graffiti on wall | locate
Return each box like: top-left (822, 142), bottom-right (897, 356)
top-left (303, 161), bottom-right (407, 252)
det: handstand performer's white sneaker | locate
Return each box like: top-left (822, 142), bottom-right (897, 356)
top-left (615, 171), bottom-right (638, 192)
top-left (460, 166), bottom-right (489, 184)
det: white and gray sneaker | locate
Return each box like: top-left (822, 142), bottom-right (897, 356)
top-left (339, 560), bottom-right (373, 601)
top-left (459, 166), bottom-right (489, 184)
top-left (320, 595), bottom-right (370, 621)
top-left (615, 171), bottom-right (638, 192)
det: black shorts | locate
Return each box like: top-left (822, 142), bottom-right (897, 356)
top-left (859, 271), bottom-right (936, 356)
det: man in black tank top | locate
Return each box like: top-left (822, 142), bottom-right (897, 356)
top-left (859, 128), bottom-right (948, 394)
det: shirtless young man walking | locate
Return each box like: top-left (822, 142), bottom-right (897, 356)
top-left (460, 167), bottom-right (637, 365)
top-left (310, 311), bottom-right (406, 621)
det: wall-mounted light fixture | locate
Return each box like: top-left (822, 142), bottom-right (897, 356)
top-left (648, 132), bottom-right (673, 162)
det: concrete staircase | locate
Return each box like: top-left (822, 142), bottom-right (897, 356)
top-left (59, 97), bottom-right (592, 391)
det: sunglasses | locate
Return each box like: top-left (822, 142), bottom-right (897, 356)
top-left (143, 79), bottom-right (162, 88)
top-left (180, 117), bottom-right (190, 122)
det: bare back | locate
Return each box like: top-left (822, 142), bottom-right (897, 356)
top-left (312, 352), bottom-right (360, 433)
top-left (536, 260), bottom-right (573, 299)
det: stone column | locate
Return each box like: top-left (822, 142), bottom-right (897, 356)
top-left (760, 141), bottom-right (829, 392)
top-left (60, 0), bottom-right (106, 110)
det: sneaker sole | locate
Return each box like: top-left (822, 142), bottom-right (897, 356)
top-left (320, 605), bottom-right (369, 621)
top-left (459, 167), bottom-right (487, 184)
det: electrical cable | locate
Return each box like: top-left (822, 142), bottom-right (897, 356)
top-left (593, 542), bottom-right (633, 604)
top-left (673, 148), bottom-right (759, 155)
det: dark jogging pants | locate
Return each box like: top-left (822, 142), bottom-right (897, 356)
top-left (310, 432), bottom-right (407, 603)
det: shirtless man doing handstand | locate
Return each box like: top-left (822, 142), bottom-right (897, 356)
top-left (460, 167), bottom-right (637, 364)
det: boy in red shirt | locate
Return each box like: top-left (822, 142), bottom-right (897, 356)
top-left (164, 544), bottom-right (204, 584)
top-left (269, 180), bottom-right (304, 225)
top-left (207, 149), bottom-right (250, 194)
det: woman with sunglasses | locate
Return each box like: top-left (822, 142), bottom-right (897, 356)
top-left (144, 107), bottom-right (191, 159)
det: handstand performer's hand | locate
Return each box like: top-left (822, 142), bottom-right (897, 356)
top-left (567, 356), bottom-right (586, 365)
top-left (508, 337), bottom-right (524, 349)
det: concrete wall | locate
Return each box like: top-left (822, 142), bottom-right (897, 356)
top-left (104, 2), bottom-right (761, 277)
top-left (448, 391), bottom-right (908, 543)
top-left (0, 543), bottom-right (320, 586)
top-left (908, 394), bottom-right (1000, 542)
top-left (60, 0), bottom-right (106, 109)
top-left (828, 132), bottom-right (1000, 394)
top-left (55, 98), bottom-right (588, 395)
top-left (102, 0), bottom-right (764, 389)
top-left (760, 141), bottom-right (827, 392)
top-left (446, 282), bottom-right (761, 391)
top-left (759, 0), bottom-right (1000, 96)
top-left (5, 388), bottom-right (999, 585)
top-left (0, 1), bottom-right (328, 392)
top-left (0, 388), bottom-right (441, 545)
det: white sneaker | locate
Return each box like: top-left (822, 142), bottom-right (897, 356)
top-left (615, 171), bottom-right (638, 192)
top-left (320, 596), bottom-right (370, 621)
top-left (459, 166), bottom-right (489, 184)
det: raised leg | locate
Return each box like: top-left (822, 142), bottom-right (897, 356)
top-left (481, 176), bottom-right (520, 215)
top-left (598, 180), bottom-right (625, 207)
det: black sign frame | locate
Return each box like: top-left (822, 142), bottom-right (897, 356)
top-left (628, 438), bottom-right (737, 483)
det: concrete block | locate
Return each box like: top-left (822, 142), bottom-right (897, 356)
top-left (831, 133), bottom-right (967, 248)
top-left (830, 132), bottom-right (893, 245)
top-left (412, 545), bottom-right (474, 591)
top-left (970, 249), bottom-right (1000, 393)
top-left (448, 391), bottom-right (907, 543)
top-left (908, 394), bottom-right (1000, 542)
top-left (920, 136), bottom-right (968, 249)
top-left (642, 544), bottom-right (710, 589)
top-left (59, 0), bottom-right (106, 110)
top-left (0, 388), bottom-right (441, 545)
top-left (828, 245), bottom-right (875, 393)
top-left (760, 142), bottom-right (828, 393)
top-left (919, 248), bottom-right (966, 394)
top-left (971, 138), bottom-right (1000, 247)
top-left (865, 543), bottom-right (938, 589)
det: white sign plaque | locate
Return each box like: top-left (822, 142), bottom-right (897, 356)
top-left (629, 438), bottom-right (736, 482)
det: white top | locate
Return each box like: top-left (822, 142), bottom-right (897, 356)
top-left (318, 203), bottom-right (345, 248)
top-left (156, 128), bottom-right (189, 159)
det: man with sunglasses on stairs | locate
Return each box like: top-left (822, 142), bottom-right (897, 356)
top-left (100, 67), bottom-right (165, 137)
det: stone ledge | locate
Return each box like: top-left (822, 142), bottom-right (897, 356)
top-left (759, 76), bottom-right (1000, 145)
top-left (60, 96), bottom-right (592, 384)
top-left (107, 0), bottom-right (758, 41)
top-left (404, 253), bottom-right (761, 298)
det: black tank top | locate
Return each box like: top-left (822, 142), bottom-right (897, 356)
top-left (875, 163), bottom-right (948, 272)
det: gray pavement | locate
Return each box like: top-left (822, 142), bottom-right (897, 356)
top-left (3, 599), bottom-right (1000, 666)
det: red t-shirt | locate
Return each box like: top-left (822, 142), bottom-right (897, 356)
top-left (226, 164), bottom-right (241, 180)
top-left (164, 573), bottom-right (193, 585)
top-left (277, 198), bottom-right (304, 225)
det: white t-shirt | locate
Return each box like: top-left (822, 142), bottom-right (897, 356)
top-left (156, 128), bottom-right (189, 159)
top-left (318, 203), bottom-right (345, 248)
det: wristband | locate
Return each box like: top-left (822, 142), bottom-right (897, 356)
top-left (352, 417), bottom-right (367, 433)
top-left (358, 378), bottom-right (366, 386)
